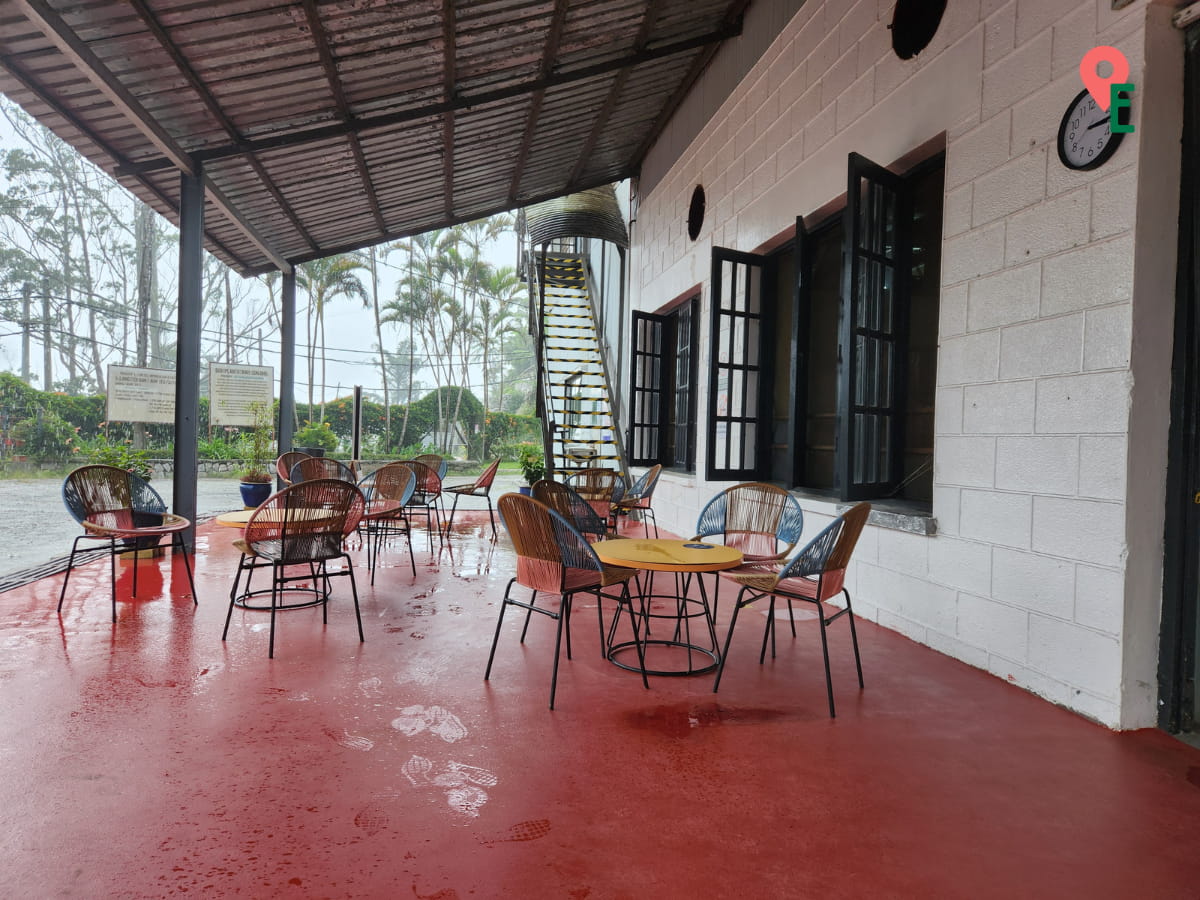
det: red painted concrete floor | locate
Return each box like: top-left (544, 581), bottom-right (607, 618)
top-left (2, 512), bottom-right (1200, 899)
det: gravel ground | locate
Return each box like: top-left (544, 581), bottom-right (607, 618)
top-left (0, 470), bottom-right (528, 578)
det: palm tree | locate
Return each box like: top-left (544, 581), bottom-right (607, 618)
top-left (297, 254), bottom-right (367, 421)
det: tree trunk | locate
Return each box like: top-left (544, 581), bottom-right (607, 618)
top-left (41, 279), bottom-right (51, 391)
top-left (20, 283), bottom-right (31, 384)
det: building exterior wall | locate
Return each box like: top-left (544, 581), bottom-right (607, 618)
top-left (627, 0), bottom-right (1182, 728)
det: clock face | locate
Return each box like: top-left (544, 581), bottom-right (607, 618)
top-left (1057, 88), bottom-right (1124, 171)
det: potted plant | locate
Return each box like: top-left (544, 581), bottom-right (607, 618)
top-left (238, 402), bottom-right (275, 508)
top-left (293, 419), bottom-right (337, 457)
top-left (517, 444), bottom-right (545, 496)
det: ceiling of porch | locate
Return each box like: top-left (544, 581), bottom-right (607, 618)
top-left (0, 0), bottom-right (750, 275)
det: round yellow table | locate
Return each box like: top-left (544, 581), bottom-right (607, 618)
top-left (591, 538), bottom-right (743, 676)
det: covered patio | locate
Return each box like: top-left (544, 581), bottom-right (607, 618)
top-left (2, 513), bottom-right (1198, 897)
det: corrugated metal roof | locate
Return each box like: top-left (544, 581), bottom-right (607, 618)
top-left (0, 0), bottom-right (752, 275)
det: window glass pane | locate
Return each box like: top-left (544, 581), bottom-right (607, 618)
top-left (746, 316), bottom-right (760, 365)
top-left (730, 369), bottom-right (744, 416)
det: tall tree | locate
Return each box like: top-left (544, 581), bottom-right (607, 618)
top-left (297, 255), bottom-right (367, 421)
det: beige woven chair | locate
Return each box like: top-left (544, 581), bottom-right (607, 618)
top-left (275, 450), bottom-right (310, 485)
top-left (712, 502), bottom-right (871, 717)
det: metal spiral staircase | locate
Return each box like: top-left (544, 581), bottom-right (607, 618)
top-left (533, 252), bottom-right (626, 479)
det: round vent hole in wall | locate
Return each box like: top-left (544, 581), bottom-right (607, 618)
top-left (687, 185), bottom-right (705, 240)
top-left (890, 0), bottom-right (947, 60)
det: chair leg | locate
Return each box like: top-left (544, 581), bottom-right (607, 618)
top-left (345, 553), bottom-right (364, 643)
top-left (58, 535), bottom-right (87, 612)
top-left (548, 596), bottom-right (567, 710)
top-left (446, 493), bottom-right (461, 533)
top-left (786, 598), bottom-right (797, 637)
top-left (486, 497), bottom-right (497, 540)
top-left (176, 533), bottom-right (197, 604)
top-left (223, 554), bottom-right (249, 640)
top-left (595, 586), bottom-right (607, 657)
top-left (131, 538), bottom-right (140, 598)
top-left (108, 537), bottom-right (118, 622)
top-left (268, 562), bottom-right (280, 659)
top-left (484, 578), bottom-right (516, 681)
top-left (563, 594), bottom-right (573, 661)
top-left (815, 601), bottom-right (836, 718)
top-left (759, 597), bottom-right (777, 663)
top-left (618, 583), bottom-right (649, 690)
top-left (713, 587), bottom-right (752, 692)
top-left (844, 589), bottom-right (864, 689)
top-left (519, 590), bottom-right (536, 643)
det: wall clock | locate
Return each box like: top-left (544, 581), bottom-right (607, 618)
top-left (1057, 87), bottom-right (1125, 170)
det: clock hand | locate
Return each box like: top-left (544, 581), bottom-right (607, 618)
top-left (1086, 117), bottom-right (1109, 130)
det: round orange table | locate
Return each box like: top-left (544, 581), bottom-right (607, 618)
top-left (592, 538), bottom-right (742, 676)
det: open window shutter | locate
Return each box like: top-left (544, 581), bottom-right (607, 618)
top-left (837, 152), bottom-right (911, 500)
top-left (789, 215), bottom-right (812, 487)
top-left (629, 311), bottom-right (667, 467)
top-left (673, 299), bottom-right (698, 471)
top-left (708, 247), bottom-right (768, 481)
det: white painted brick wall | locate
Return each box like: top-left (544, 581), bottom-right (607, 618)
top-left (630, 0), bottom-right (1159, 727)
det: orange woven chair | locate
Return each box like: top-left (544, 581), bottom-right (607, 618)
top-left (610, 464), bottom-right (663, 536)
top-left (712, 502), bottom-right (871, 717)
top-left (357, 462), bottom-right (417, 581)
top-left (414, 453), bottom-right (447, 480)
top-left (275, 450), bottom-right (310, 485)
top-left (487, 493), bottom-right (646, 708)
top-left (443, 458), bottom-right (501, 538)
top-left (59, 464), bottom-right (197, 622)
top-left (693, 482), bottom-right (805, 563)
top-left (222, 478), bottom-right (366, 657)
top-left (290, 456), bottom-right (356, 483)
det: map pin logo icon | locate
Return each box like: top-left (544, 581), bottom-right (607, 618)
top-left (1079, 46), bottom-right (1129, 111)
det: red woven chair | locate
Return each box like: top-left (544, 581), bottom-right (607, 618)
top-left (712, 502), bottom-right (871, 717)
top-left (275, 450), bottom-right (311, 485)
top-left (59, 464), bottom-right (197, 622)
top-left (290, 456), bottom-right (356, 483)
top-left (222, 478), bottom-right (366, 657)
top-left (443, 458), bottom-right (502, 538)
top-left (487, 493), bottom-right (646, 708)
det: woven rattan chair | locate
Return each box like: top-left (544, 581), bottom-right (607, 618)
top-left (222, 479), bottom-right (366, 657)
top-left (443, 458), bottom-right (501, 538)
top-left (531, 479), bottom-right (611, 542)
top-left (400, 459), bottom-right (444, 549)
top-left (712, 502), bottom-right (871, 717)
top-left (565, 467), bottom-right (626, 522)
top-left (414, 453), bottom-right (447, 480)
top-left (290, 456), bottom-right (356, 483)
top-left (610, 464), bottom-right (663, 537)
top-left (275, 450), bottom-right (311, 485)
top-left (357, 462), bottom-right (417, 581)
top-left (693, 482), bottom-right (805, 562)
top-left (59, 464), bottom-right (197, 622)
top-left (487, 493), bottom-right (646, 708)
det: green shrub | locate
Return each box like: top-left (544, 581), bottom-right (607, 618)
top-left (10, 409), bottom-right (79, 461)
top-left (293, 419), bottom-right (338, 452)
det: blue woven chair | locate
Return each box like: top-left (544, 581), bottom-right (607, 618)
top-left (357, 462), bottom-right (417, 581)
top-left (60, 465), bottom-right (197, 622)
top-left (712, 503), bottom-right (871, 717)
top-left (610, 463), bottom-right (663, 536)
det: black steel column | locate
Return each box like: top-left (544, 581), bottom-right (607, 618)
top-left (174, 164), bottom-right (203, 548)
top-left (279, 269), bottom-right (297, 455)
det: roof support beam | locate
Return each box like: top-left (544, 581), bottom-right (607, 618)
top-left (129, 0), bottom-right (317, 256)
top-left (301, 0), bottom-right (387, 237)
top-left (507, 0), bottom-right (571, 206)
top-left (12, 0), bottom-right (196, 177)
top-left (441, 0), bottom-right (457, 220)
top-left (567, 0), bottom-right (662, 191)
top-left (118, 24), bottom-right (743, 175)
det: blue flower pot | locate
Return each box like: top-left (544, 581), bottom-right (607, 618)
top-left (239, 481), bottom-right (272, 509)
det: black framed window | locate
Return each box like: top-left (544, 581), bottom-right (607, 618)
top-left (629, 298), bottom-right (698, 470)
top-left (708, 249), bottom-right (766, 480)
top-left (707, 150), bottom-right (941, 503)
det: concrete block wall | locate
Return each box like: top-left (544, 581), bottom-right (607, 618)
top-left (630, 0), bottom-right (1167, 727)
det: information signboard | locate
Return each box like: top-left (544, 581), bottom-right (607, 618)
top-left (107, 365), bottom-right (177, 424)
top-left (209, 363), bottom-right (274, 427)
